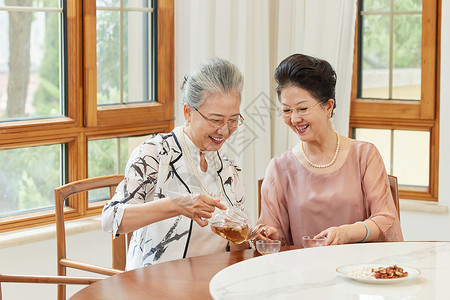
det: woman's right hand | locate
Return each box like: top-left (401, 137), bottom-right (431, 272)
top-left (253, 225), bottom-right (280, 242)
top-left (265, 226), bottom-right (280, 240)
top-left (171, 193), bottom-right (227, 227)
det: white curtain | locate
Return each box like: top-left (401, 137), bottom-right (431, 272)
top-left (175, 0), bottom-right (357, 222)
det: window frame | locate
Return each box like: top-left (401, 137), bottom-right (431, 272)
top-left (84, 0), bottom-right (174, 128)
top-left (350, 0), bottom-right (440, 201)
top-left (0, 0), bottom-right (174, 233)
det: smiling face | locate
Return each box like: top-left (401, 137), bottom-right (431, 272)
top-left (279, 85), bottom-right (334, 143)
top-left (184, 91), bottom-right (241, 151)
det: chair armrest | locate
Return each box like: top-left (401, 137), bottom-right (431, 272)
top-left (0, 274), bottom-right (100, 285)
top-left (59, 258), bottom-right (123, 276)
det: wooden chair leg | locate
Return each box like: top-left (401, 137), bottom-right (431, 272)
top-left (57, 264), bottom-right (66, 300)
top-left (57, 283), bottom-right (65, 300)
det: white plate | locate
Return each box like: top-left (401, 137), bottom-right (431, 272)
top-left (336, 263), bottom-right (421, 284)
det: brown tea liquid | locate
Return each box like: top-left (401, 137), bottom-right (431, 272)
top-left (210, 221), bottom-right (249, 244)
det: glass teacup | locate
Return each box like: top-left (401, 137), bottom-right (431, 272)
top-left (256, 240), bottom-right (281, 255)
top-left (302, 235), bottom-right (327, 248)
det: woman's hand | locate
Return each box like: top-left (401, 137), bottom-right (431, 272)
top-left (171, 193), bottom-right (227, 227)
top-left (315, 226), bottom-right (348, 245)
top-left (264, 226), bottom-right (280, 241)
top-left (254, 225), bottom-right (279, 242)
top-left (119, 193), bottom-right (226, 234)
top-left (316, 220), bottom-right (380, 245)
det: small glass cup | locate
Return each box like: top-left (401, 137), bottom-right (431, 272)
top-left (302, 235), bottom-right (327, 248)
top-left (255, 240), bottom-right (281, 255)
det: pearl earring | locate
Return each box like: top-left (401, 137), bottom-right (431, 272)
top-left (184, 120), bottom-right (189, 126)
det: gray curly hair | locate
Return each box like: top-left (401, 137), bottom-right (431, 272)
top-left (182, 57), bottom-right (244, 109)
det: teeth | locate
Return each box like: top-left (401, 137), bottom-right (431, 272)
top-left (296, 125), bottom-right (308, 131)
top-left (211, 136), bottom-right (224, 141)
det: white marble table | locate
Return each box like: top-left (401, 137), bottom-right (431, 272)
top-left (210, 242), bottom-right (450, 299)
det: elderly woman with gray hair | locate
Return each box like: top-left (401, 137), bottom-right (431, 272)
top-left (102, 58), bottom-right (250, 269)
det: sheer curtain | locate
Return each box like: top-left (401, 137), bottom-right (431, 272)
top-left (175, 0), bottom-right (357, 221)
top-left (273, 1), bottom-right (357, 154)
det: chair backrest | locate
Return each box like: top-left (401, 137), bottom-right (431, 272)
top-left (257, 175), bottom-right (400, 219)
top-left (257, 178), bottom-right (264, 217)
top-left (54, 174), bottom-right (126, 300)
top-left (388, 175), bottom-right (400, 219)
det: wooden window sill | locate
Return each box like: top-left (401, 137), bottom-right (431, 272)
top-left (400, 200), bottom-right (449, 215)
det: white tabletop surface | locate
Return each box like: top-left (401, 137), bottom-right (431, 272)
top-left (210, 242), bottom-right (450, 299)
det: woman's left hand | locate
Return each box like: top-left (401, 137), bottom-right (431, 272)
top-left (315, 227), bottom-right (348, 245)
top-left (317, 220), bottom-right (379, 245)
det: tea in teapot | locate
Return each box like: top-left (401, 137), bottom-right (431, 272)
top-left (210, 206), bottom-right (268, 244)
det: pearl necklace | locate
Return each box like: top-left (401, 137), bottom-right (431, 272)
top-left (179, 127), bottom-right (224, 199)
top-left (301, 131), bottom-right (340, 168)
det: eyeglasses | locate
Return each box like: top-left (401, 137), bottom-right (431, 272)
top-left (194, 108), bottom-right (244, 128)
top-left (277, 101), bottom-right (325, 117)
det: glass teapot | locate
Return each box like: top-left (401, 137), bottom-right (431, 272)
top-left (210, 206), bottom-right (268, 244)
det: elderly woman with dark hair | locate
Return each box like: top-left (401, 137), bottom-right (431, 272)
top-left (102, 58), bottom-right (251, 269)
top-left (258, 54), bottom-right (403, 246)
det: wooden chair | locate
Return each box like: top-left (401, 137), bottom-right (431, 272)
top-left (54, 174), bottom-right (128, 300)
top-left (257, 175), bottom-right (400, 219)
top-left (0, 175), bottom-right (126, 300)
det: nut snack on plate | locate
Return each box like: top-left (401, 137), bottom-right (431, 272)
top-left (372, 265), bottom-right (408, 279)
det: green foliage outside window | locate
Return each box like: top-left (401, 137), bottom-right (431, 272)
top-left (33, 10), bottom-right (60, 116)
top-left (1, 1), bottom-right (132, 215)
top-left (0, 145), bottom-right (60, 218)
top-left (362, 0), bottom-right (422, 70)
top-left (96, 8), bottom-right (128, 104)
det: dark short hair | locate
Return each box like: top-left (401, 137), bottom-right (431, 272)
top-left (274, 54), bottom-right (337, 114)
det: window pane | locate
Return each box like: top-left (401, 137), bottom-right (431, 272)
top-left (392, 130), bottom-right (429, 187)
top-left (96, 0), bottom-right (154, 8)
top-left (353, 128), bottom-right (392, 172)
top-left (361, 14), bottom-right (390, 99)
top-left (126, 0), bottom-right (155, 8)
top-left (363, 0), bottom-right (390, 12)
top-left (392, 14), bottom-right (421, 100)
top-left (96, 2), bottom-right (154, 105)
top-left (125, 10), bottom-right (154, 103)
top-left (0, 144), bottom-right (62, 218)
top-left (96, 9), bottom-right (121, 105)
top-left (0, 5), bottom-right (63, 121)
top-left (96, 0), bottom-right (119, 7)
top-left (354, 128), bottom-right (429, 188)
top-left (0, 0), bottom-right (59, 7)
top-left (360, 1), bottom-right (423, 101)
top-left (394, 0), bottom-right (422, 12)
top-left (87, 134), bottom-right (153, 202)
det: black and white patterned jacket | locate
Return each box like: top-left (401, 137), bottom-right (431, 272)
top-left (102, 127), bottom-right (245, 269)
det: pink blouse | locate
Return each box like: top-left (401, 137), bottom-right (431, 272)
top-left (258, 140), bottom-right (403, 246)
